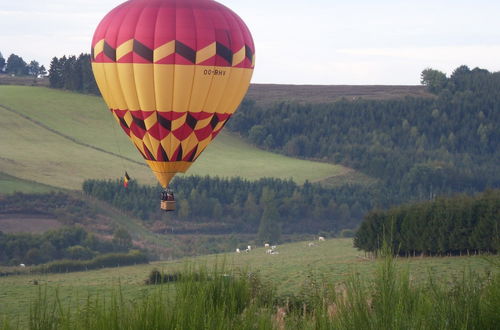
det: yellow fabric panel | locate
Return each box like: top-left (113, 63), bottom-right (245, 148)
top-left (154, 40), bottom-right (175, 62)
top-left (116, 39), bottom-right (134, 61)
top-left (129, 133), bottom-right (146, 155)
top-left (160, 133), bottom-right (180, 159)
top-left (194, 116), bottom-right (213, 130)
top-left (147, 160), bottom-right (192, 173)
top-left (133, 64), bottom-right (156, 111)
top-left (153, 65), bottom-right (175, 112)
top-left (196, 42), bottom-right (216, 64)
top-left (213, 120), bottom-right (226, 132)
top-left (194, 135), bottom-right (213, 159)
top-left (103, 63), bottom-right (128, 110)
top-left (232, 46), bottom-right (245, 66)
top-left (140, 133), bottom-right (155, 159)
top-left (217, 68), bottom-right (245, 113)
top-left (146, 161), bottom-right (193, 188)
top-left (92, 62), bottom-right (117, 109)
top-left (188, 66), bottom-right (215, 113)
top-left (226, 68), bottom-right (254, 114)
top-left (151, 171), bottom-right (176, 188)
top-left (93, 39), bottom-right (104, 59)
top-left (252, 54), bottom-right (256, 67)
top-left (94, 64), bottom-right (253, 113)
top-left (171, 113), bottom-right (187, 131)
top-left (173, 65), bottom-right (196, 112)
top-left (117, 63), bottom-right (141, 110)
top-left (143, 112), bottom-right (157, 130)
top-left (142, 132), bottom-right (159, 159)
top-left (203, 67), bottom-right (231, 113)
top-left (180, 132), bottom-right (199, 157)
top-left (123, 111), bottom-right (133, 126)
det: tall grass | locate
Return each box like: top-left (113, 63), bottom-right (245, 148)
top-left (4, 257), bottom-right (499, 329)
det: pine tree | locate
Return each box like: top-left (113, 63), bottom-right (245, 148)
top-left (257, 188), bottom-right (281, 244)
top-left (0, 52), bottom-right (5, 72)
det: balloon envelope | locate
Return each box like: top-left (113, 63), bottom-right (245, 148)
top-left (91, 0), bottom-right (255, 187)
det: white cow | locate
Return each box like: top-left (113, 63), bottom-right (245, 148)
top-left (318, 236), bottom-right (325, 241)
top-left (247, 245), bottom-right (252, 251)
top-left (264, 243), bottom-right (270, 247)
top-left (236, 248), bottom-right (241, 253)
top-left (19, 263), bottom-right (26, 267)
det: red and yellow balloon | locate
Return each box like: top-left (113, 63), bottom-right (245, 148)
top-left (91, 0), bottom-right (255, 188)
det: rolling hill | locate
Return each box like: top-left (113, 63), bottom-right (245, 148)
top-left (0, 85), bottom-right (358, 190)
top-left (246, 83), bottom-right (432, 105)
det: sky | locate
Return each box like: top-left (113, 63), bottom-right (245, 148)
top-left (1, 0), bottom-right (500, 85)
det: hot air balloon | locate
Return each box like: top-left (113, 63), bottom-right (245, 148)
top-left (91, 0), bottom-right (255, 211)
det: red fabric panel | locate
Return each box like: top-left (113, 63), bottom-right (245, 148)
top-left (172, 123), bottom-right (194, 141)
top-left (116, 2), bottom-right (143, 46)
top-left (92, 0), bottom-right (255, 68)
top-left (133, 4), bottom-right (158, 64)
top-left (194, 125), bottom-right (213, 141)
top-left (189, 111), bottom-right (213, 120)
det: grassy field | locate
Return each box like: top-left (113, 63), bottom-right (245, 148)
top-left (1, 238), bottom-right (497, 326)
top-left (0, 172), bottom-right (58, 194)
top-left (0, 86), bottom-right (353, 190)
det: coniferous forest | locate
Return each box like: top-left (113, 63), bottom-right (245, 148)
top-left (353, 189), bottom-right (500, 255)
top-left (83, 176), bottom-right (374, 235)
top-left (227, 66), bottom-right (500, 205)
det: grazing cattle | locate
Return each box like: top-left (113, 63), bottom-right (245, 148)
top-left (318, 236), bottom-right (325, 241)
top-left (308, 242), bottom-right (316, 247)
top-left (271, 245), bottom-right (277, 250)
top-left (236, 248), bottom-right (241, 253)
top-left (264, 243), bottom-right (270, 247)
top-left (247, 245), bottom-right (252, 251)
top-left (266, 249), bottom-right (273, 254)
top-left (19, 263), bottom-right (26, 267)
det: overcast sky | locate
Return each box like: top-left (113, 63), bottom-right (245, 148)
top-left (1, 0), bottom-right (500, 85)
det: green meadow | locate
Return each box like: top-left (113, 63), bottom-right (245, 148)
top-left (0, 86), bottom-right (350, 190)
top-left (0, 238), bottom-right (497, 327)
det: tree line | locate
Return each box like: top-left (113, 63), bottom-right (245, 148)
top-left (227, 66), bottom-right (500, 205)
top-left (83, 176), bottom-right (376, 240)
top-left (48, 54), bottom-right (100, 94)
top-left (0, 51), bottom-right (46, 77)
top-left (353, 189), bottom-right (500, 255)
top-left (0, 192), bottom-right (136, 266)
top-left (0, 225), bottom-right (134, 266)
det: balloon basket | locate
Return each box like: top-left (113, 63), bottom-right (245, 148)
top-left (161, 200), bottom-right (176, 212)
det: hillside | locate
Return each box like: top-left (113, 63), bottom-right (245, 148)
top-left (0, 85), bottom-right (360, 190)
top-left (246, 83), bottom-right (432, 105)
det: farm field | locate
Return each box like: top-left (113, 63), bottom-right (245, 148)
top-left (246, 83), bottom-right (432, 105)
top-left (0, 172), bottom-right (58, 194)
top-left (1, 238), bottom-right (497, 326)
top-left (0, 86), bottom-right (354, 190)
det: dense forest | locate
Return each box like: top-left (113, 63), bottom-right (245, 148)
top-left (353, 189), bottom-right (500, 255)
top-left (83, 176), bottom-right (375, 238)
top-left (227, 66), bottom-right (500, 204)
